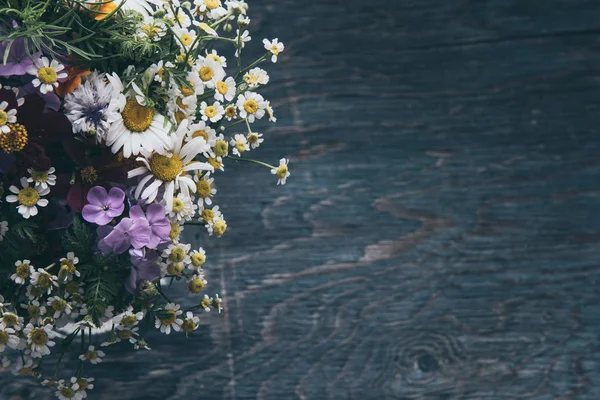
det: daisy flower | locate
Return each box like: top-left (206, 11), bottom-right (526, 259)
top-left (200, 101), bottom-right (225, 123)
top-left (186, 121), bottom-right (217, 149)
top-left (243, 67), bottom-right (269, 88)
top-left (205, 50), bottom-right (227, 67)
top-left (214, 76), bottom-right (236, 102)
top-left (73, 377), bottom-right (94, 398)
top-left (47, 296), bottom-right (73, 318)
top-left (115, 326), bottom-right (140, 344)
top-left (181, 311), bottom-right (200, 334)
top-left (247, 132), bottom-right (264, 149)
top-left (195, 57), bottom-right (225, 89)
top-left (187, 272), bottom-right (207, 295)
top-left (55, 379), bottom-right (84, 400)
top-left (236, 91), bottom-right (267, 122)
top-left (199, 204), bottom-right (222, 224)
top-left (0, 101), bottom-right (17, 133)
top-left (230, 133), bottom-right (249, 156)
top-left (64, 71), bottom-right (119, 141)
top-left (138, 16), bottom-right (167, 41)
top-left (271, 158), bottom-right (290, 185)
top-left (168, 193), bottom-right (197, 222)
top-left (199, 294), bottom-right (213, 311)
top-left (193, 172), bottom-right (216, 206)
top-left (173, 27), bottom-right (197, 51)
top-left (79, 345), bottom-right (105, 364)
top-left (30, 268), bottom-right (59, 295)
top-left (206, 215), bottom-right (227, 237)
top-left (114, 306), bottom-right (144, 328)
top-left (24, 323), bottom-right (56, 358)
top-left (224, 104), bottom-right (237, 120)
top-left (0, 323), bottom-right (20, 352)
top-left (27, 57), bottom-right (67, 94)
top-left (1, 312), bottom-right (23, 331)
top-left (21, 300), bottom-right (46, 325)
top-left (128, 120), bottom-right (213, 211)
top-left (10, 259), bottom-right (33, 285)
top-left (0, 221), bottom-right (7, 241)
top-left (162, 242), bottom-right (191, 265)
top-left (189, 248), bottom-right (206, 269)
top-left (27, 167), bottom-right (56, 190)
top-left (212, 134), bottom-right (229, 158)
top-left (263, 38), bottom-right (284, 63)
top-left (5, 177), bottom-right (50, 219)
top-left (154, 303), bottom-right (183, 335)
top-left (104, 73), bottom-right (171, 158)
top-left (194, 0), bottom-right (227, 19)
top-left (59, 252), bottom-right (80, 280)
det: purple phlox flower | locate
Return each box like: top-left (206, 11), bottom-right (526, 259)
top-left (97, 217), bottom-right (151, 255)
top-left (129, 204), bottom-right (171, 249)
top-left (0, 38), bottom-right (38, 77)
top-left (82, 186), bottom-right (125, 226)
top-left (125, 248), bottom-right (161, 294)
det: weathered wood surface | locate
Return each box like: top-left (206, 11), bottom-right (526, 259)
top-left (4, 0), bottom-right (600, 398)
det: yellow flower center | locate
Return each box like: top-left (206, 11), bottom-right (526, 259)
top-left (182, 319), bottom-right (197, 332)
top-left (30, 328), bottom-right (48, 345)
top-left (243, 99), bottom-right (258, 114)
top-left (204, 0), bottom-right (219, 9)
top-left (121, 314), bottom-right (138, 327)
top-left (117, 329), bottom-right (133, 340)
top-left (167, 262), bottom-right (184, 276)
top-left (80, 166), bottom-right (98, 184)
top-left (244, 73), bottom-right (258, 85)
top-left (61, 261), bottom-right (76, 274)
top-left (235, 140), bottom-right (246, 154)
top-left (192, 130), bottom-right (208, 141)
top-left (169, 247), bottom-right (186, 263)
top-left (208, 157), bottom-right (222, 170)
top-left (199, 66), bottom-right (214, 81)
top-left (149, 154), bottom-right (183, 182)
top-left (180, 82), bottom-right (195, 97)
top-left (51, 298), bottom-right (67, 312)
top-left (174, 110), bottom-right (186, 125)
top-left (161, 310), bottom-right (177, 325)
top-left (60, 387), bottom-right (76, 398)
top-left (0, 110), bottom-right (7, 126)
top-left (169, 222), bottom-right (181, 240)
top-left (225, 105), bottom-right (236, 118)
top-left (172, 198), bottom-right (185, 213)
top-left (204, 106), bottom-right (217, 118)
top-left (176, 97), bottom-right (188, 110)
top-left (142, 24), bottom-right (159, 37)
top-left (0, 331), bottom-right (8, 345)
top-left (3, 313), bottom-right (18, 326)
top-left (201, 296), bottom-right (212, 309)
top-left (213, 139), bottom-right (228, 157)
top-left (206, 54), bottom-right (222, 64)
top-left (0, 123), bottom-right (27, 152)
top-left (37, 67), bottom-right (58, 84)
top-left (18, 187), bottom-right (40, 207)
top-left (270, 45), bottom-right (280, 55)
top-left (195, 180), bottom-right (211, 198)
top-left (27, 305), bottom-right (40, 318)
top-left (188, 278), bottom-right (205, 294)
top-left (30, 170), bottom-right (49, 183)
top-left (121, 99), bottom-right (154, 133)
top-left (201, 209), bottom-right (215, 222)
top-left (213, 219), bottom-right (226, 237)
top-left (16, 263), bottom-right (31, 279)
top-left (157, 67), bottom-right (166, 80)
top-left (36, 273), bottom-right (52, 289)
top-left (216, 81), bottom-right (228, 95)
top-left (180, 33), bottom-right (193, 46)
top-left (247, 134), bottom-right (258, 144)
top-left (191, 253), bottom-right (205, 267)
top-left (84, 351), bottom-right (98, 360)
top-left (276, 164), bottom-right (289, 179)
top-left (76, 379), bottom-right (89, 391)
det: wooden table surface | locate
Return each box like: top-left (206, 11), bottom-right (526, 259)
top-left (4, 0), bottom-right (600, 399)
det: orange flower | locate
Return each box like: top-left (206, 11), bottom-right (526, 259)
top-left (56, 66), bottom-right (91, 97)
top-left (93, 1), bottom-right (118, 21)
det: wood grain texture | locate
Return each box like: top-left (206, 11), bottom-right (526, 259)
top-left (3, 0), bottom-right (600, 399)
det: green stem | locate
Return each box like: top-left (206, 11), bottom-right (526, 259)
top-left (225, 156), bottom-right (276, 169)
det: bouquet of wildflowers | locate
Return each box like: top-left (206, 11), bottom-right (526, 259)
top-left (0, 0), bottom-right (289, 397)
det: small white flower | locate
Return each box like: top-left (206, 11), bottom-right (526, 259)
top-left (271, 158), bottom-right (290, 185)
top-left (206, 215), bottom-right (227, 237)
top-left (0, 101), bottom-right (17, 133)
top-left (229, 133), bottom-right (249, 156)
top-left (27, 57), bottom-right (67, 94)
top-left (114, 305), bottom-right (144, 329)
top-left (0, 323), bottom-right (20, 352)
top-left (195, 22), bottom-right (218, 36)
top-left (162, 242), bottom-right (191, 265)
top-left (205, 50), bottom-right (227, 67)
top-left (235, 29), bottom-right (251, 56)
top-left (266, 101), bottom-right (276, 122)
top-left (200, 101), bottom-right (225, 122)
top-left (79, 345), bottom-right (105, 364)
top-left (243, 67), bottom-right (269, 88)
top-left (5, 177), bottom-right (50, 219)
top-left (246, 132), bottom-right (264, 149)
top-left (24, 323), bottom-right (56, 358)
top-left (263, 38), bottom-right (284, 63)
top-left (214, 76), bottom-right (236, 102)
top-left (194, 0), bottom-right (227, 20)
top-left (10, 259), bottom-right (33, 285)
top-left (154, 303), bottom-right (183, 335)
top-left (0, 221), bottom-right (7, 241)
top-left (189, 248), bottom-right (206, 269)
top-left (186, 121), bottom-right (217, 150)
top-left (59, 252), bottom-right (80, 280)
top-left (56, 378), bottom-right (84, 400)
top-left (20, 300), bottom-right (46, 325)
top-left (168, 193), bottom-right (197, 222)
top-left (27, 167), bottom-right (56, 190)
top-left (173, 27), bottom-right (197, 50)
top-left (193, 172), bottom-right (216, 206)
top-left (236, 91), bottom-right (267, 122)
top-left (195, 57), bottom-right (225, 89)
top-left (213, 293), bottom-right (223, 313)
top-left (181, 311), bottom-right (200, 334)
top-left (30, 268), bottom-right (59, 295)
top-left (47, 296), bottom-right (72, 318)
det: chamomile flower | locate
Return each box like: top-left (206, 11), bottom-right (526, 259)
top-left (21, 300), bottom-right (46, 325)
top-left (168, 193), bottom-right (197, 222)
top-left (194, 0), bottom-right (227, 20)
top-left (243, 67), bottom-right (269, 88)
top-left (104, 73), bottom-right (171, 158)
top-left (27, 57), bottom-right (67, 94)
top-left (224, 104), bottom-right (237, 120)
top-left (128, 120), bottom-right (213, 211)
top-left (213, 293), bottom-right (223, 313)
top-left (187, 274), bottom-right (207, 295)
top-left (1, 312), bottom-right (23, 330)
top-left (229, 133), bottom-right (249, 156)
top-left (138, 16), bottom-right (167, 41)
top-left (266, 101), bottom-right (277, 122)
top-left (0, 101), bottom-right (17, 133)
top-left (115, 326), bottom-right (140, 344)
top-left (173, 27), bottom-right (197, 51)
top-left (263, 38), bottom-right (284, 63)
top-left (205, 50), bottom-right (227, 67)
top-left (206, 215), bottom-right (227, 237)
top-left (247, 132), bottom-right (264, 149)
top-left (152, 60), bottom-right (174, 86)
top-left (199, 294), bottom-right (212, 311)
top-left (195, 22), bottom-right (218, 36)
top-left (195, 57), bottom-right (225, 89)
top-left (235, 29), bottom-right (251, 56)
top-left (0, 323), bottom-right (20, 352)
top-left (214, 77), bottom-right (236, 102)
top-left (271, 158), bottom-right (290, 185)
top-left (200, 101), bottom-right (225, 122)
top-left (166, 6), bottom-right (192, 28)
top-left (47, 296), bottom-right (73, 318)
top-left (189, 248), bottom-right (206, 269)
top-left (27, 167), bottom-right (56, 190)
top-left (186, 121), bottom-right (217, 149)
top-left (30, 268), bottom-right (59, 295)
top-left (236, 91), bottom-right (267, 122)
top-left (73, 377), bottom-right (94, 398)
top-left (212, 134), bottom-right (229, 157)
top-left (24, 323), bottom-right (56, 358)
top-left (181, 311), bottom-right (200, 334)
top-left (199, 204), bottom-right (222, 223)
top-left (79, 345), bottom-right (105, 364)
top-left (162, 242), bottom-right (192, 265)
top-left (193, 172), bottom-right (216, 206)
top-left (6, 177), bottom-right (50, 219)
top-left (0, 221), bottom-right (7, 241)
top-left (10, 259), bottom-right (33, 285)
top-left (59, 252), bottom-right (80, 280)
top-left (55, 379), bottom-right (83, 400)
top-left (114, 306), bottom-right (144, 329)
top-left (155, 303), bottom-right (183, 334)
